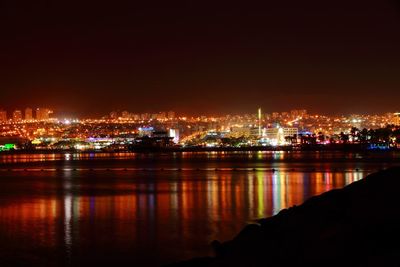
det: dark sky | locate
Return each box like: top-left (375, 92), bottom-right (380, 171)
top-left (1, 0), bottom-right (400, 117)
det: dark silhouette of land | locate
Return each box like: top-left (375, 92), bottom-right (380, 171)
top-left (169, 168), bottom-right (400, 267)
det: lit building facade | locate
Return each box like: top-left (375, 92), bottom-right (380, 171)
top-left (121, 111), bottom-right (131, 120)
top-left (229, 127), bottom-right (251, 138)
top-left (262, 127), bottom-right (298, 145)
top-left (394, 112), bottom-right (400, 126)
top-left (169, 128), bottom-right (180, 144)
top-left (109, 111), bottom-right (118, 119)
top-left (0, 110), bottom-right (7, 122)
top-left (36, 108), bottom-right (53, 121)
top-left (13, 110), bottom-right (23, 122)
top-left (25, 108), bottom-right (33, 120)
top-left (167, 111), bottom-right (175, 120)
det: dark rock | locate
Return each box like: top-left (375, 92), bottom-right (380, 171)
top-left (168, 168), bottom-right (400, 267)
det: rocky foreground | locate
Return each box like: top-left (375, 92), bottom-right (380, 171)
top-left (169, 168), bottom-right (400, 267)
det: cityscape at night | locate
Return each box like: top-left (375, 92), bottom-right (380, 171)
top-left (2, 0), bottom-right (400, 266)
top-left (1, 107), bottom-right (400, 152)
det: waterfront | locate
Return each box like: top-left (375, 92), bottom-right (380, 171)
top-left (0, 151), bottom-right (399, 266)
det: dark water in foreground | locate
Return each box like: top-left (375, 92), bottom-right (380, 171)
top-left (0, 151), bottom-right (399, 266)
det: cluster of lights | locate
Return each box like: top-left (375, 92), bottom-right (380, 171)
top-left (0, 109), bottom-right (399, 151)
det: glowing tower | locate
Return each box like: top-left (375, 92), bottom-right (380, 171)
top-left (258, 108), bottom-right (262, 137)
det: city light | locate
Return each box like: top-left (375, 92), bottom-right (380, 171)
top-left (0, 107), bottom-right (400, 152)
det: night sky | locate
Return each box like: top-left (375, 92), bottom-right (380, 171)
top-left (1, 0), bottom-right (400, 117)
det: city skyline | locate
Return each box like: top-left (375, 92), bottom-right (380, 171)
top-left (1, 105), bottom-right (399, 152)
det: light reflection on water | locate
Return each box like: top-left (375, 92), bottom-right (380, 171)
top-left (0, 151), bottom-right (396, 266)
top-left (0, 170), bottom-right (365, 267)
top-left (1, 150), bottom-right (399, 165)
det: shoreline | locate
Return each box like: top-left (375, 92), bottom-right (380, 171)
top-left (0, 144), bottom-right (398, 155)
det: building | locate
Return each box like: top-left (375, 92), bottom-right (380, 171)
top-left (263, 127), bottom-right (298, 145)
top-left (121, 111), bottom-right (131, 120)
top-left (0, 137), bottom-right (29, 151)
top-left (394, 112), bottom-right (400, 126)
top-left (36, 108), bottom-right (53, 121)
top-left (130, 135), bottom-right (174, 151)
top-left (350, 116), bottom-right (362, 129)
top-left (109, 111), bottom-right (118, 120)
top-left (169, 128), bottom-right (180, 144)
top-left (156, 112), bottom-right (166, 120)
top-left (13, 110), bottom-right (23, 121)
top-left (282, 127), bottom-right (299, 137)
top-left (167, 111), bottom-right (175, 120)
top-left (138, 127), bottom-right (154, 137)
top-left (250, 127), bottom-right (261, 137)
top-left (229, 127), bottom-right (251, 138)
top-left (141, 113), bottom-right (150, 120)
top-left (0, 110), bottom-right (7, 122)
top-left (290, 109), bottom-right (308, 119)
top-left (25, 108), bottom-right (33, 120)
top-left (131, 114), bottom-right (141, 121)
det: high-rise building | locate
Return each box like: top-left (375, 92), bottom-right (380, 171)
top-left (0, 110), bottom-right (7, 122)
top-left (13, 110), bottom-right (23, 121)
top-left (167, 111), bottom-right (175, 120)
top-left (157, 112), bottom-right (166, 120)
top-left (25, 108), bottom-right (33, 120)
top-left (121, 111), bottom-right (131, 120)
top-left (109, 111), bottom-right (118, 120)
top-left (394, 112), bottom-right (400, 126)
top-left (36, 108), bottom-right (53, 121)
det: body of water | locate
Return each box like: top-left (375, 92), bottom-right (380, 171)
top-left (0, 151), bottom-right (398, 266)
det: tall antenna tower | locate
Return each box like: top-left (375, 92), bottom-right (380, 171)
top-left (258, 107), bottom-right (262, 137)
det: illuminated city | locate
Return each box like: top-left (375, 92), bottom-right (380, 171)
top-left (2, 1), bottom-right (400, 266)
top-left (1, 107), bottom-right (400, 152)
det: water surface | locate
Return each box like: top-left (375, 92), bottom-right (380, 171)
top-left (0, 151), bottom-right (398, 266)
